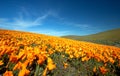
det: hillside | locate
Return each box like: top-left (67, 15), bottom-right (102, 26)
top-left (0, 29), bottom-right (120, 76)
top-left (62, 28), bottom-right (120, 47)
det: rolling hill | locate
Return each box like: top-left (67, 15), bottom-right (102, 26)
top-left (0, 29), bottom-right (120, 76)
top-left (62, 28), bottom-right (120, 47)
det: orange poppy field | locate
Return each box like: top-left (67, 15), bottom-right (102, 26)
top-left (0, 29), bottom-right (120, 76)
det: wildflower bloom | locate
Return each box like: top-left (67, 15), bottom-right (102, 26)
top-left (42, 67), bottom-right (47, 76)
top-left (93, 66), bottom-right (96, 72)
top-left (37, 54), bottom-right (46, 65)
top-left (13, 62), bottom-right (22, 70)
top-left (99, 66), bottom-right (108, 74)
top-left (63, 62), bottom-right (68, 69)
top-left (81, 56), bottom-right (90, 61)
top-left (18, 67), bottom-right (30, 76)
top-left (47, 57), bottom-right (56, 70)
top-left (3, 71), bottom-right (13, 76)
top-left (9, 55), bottom-right (18, 63)
top-left (0, 60), bottom-right (3, 65)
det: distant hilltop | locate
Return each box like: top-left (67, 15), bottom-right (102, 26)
top-left (62, 28), bottom-right (120, 47)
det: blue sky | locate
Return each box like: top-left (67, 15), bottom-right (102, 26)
top-left (0, 0), bottom-right (120, 36)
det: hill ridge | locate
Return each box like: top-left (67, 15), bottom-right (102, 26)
top-left (62, 28), bottom-right (120, 47)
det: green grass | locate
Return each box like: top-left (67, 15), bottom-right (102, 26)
top-left (62, 28), bottom-right (120, 47)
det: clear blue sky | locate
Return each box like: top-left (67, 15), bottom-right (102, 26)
top-left (0, 0), bottom-right (120, 36)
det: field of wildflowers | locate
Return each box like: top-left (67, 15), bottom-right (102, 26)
top-left (0, 29), bottom-right (120, 76)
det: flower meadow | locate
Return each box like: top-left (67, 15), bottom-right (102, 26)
top-left (0, 29), bottom-right (120, 76)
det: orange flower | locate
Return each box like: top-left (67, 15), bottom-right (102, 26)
top-left (99, 66), bottom-right (108, 74)
top-left (37, 55), bottom-right (46, 65)
top-left (3, 71), bottom-right (13, 76)
top-left (48, 49), bottom-right (54, 54)
top-left (9, 55), bottom-right (18, 63)
top-left (63, 62), bottom-right (68, 69)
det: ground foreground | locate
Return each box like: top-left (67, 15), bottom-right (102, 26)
top-left (0, 29), bottom-right (120, 76)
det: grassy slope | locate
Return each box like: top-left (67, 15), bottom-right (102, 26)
top-left (62, 28), bottom-right (120, 46)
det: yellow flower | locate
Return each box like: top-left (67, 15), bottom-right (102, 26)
top-left (13, 62), bottom-right (22, 70)
top-left (18, 67), bottom-right (30, 76)
top-left (109, 57), bottom-right (114, 64)
top-left (69, 54), bottom-right (74, 58)
top-left (42, 67), bottom-right (47, 76)
top-left (18, 51), bottom-right (25, 59)
top-left (0, 60), bottom-right (3, 65)
top-left (47, 57), bottom-right (56, 70)
top-left (93, 66), bottom-right (96, 72)
top-left (62, 55), bottom-right (65, 57)
top-left (47, 63), bottom-right (56, 70)
top-left (47, 57), bottom-right (53, 63)
top-left (81, 56), bottom-right (90, 61)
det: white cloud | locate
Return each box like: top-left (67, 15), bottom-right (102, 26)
top-left (61, 21), bottom-right (90, 29)
top-left (0, 8), bottom-right (69, 36)
top-left (29, 29), bottom-right (69, 36)
top-left (0, 8), bottom-right (61, 30)
top-left (12, 10), bottom-right (49, 29)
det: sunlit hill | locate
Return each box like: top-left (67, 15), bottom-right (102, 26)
top-left (0, 29), bottom-right (120, 76)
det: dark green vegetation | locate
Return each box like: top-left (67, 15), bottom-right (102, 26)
top-left (62, 28), bottom-right (120, 47)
